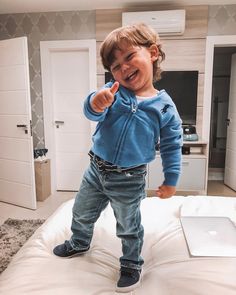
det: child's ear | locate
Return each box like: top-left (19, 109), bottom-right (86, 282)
top-left (149, 44), bottom-right (159, 62)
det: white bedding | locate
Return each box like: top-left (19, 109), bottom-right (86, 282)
top-left (0, 195), bottom-right (236, 295)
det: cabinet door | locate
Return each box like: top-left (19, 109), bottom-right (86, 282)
top-left (148, 156), bottom-right (206, 191)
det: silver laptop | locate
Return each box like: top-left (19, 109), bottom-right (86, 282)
top-left (180, 216), bottom-right (236, 257)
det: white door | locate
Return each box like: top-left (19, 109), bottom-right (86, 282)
top-left (40, 40), bottom-right (97, 192)
top-left (0, 37), bottom-right (37, 209)
top-left (224, 53), bottom-right (236, 191)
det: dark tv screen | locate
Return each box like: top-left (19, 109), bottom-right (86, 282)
top-left (154, 71), bottom-right (198, 125)
top-left (105, 70), bottom-right (198, 125)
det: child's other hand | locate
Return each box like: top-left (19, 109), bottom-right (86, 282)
top-left (156, 185), bottom-right (176, 199)
top-left (91, 81), bottom-right (119, 113)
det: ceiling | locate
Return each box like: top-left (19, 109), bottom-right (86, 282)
top-left (0, 0), bottom-right (236, 14)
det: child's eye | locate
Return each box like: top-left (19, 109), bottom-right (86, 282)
top-left (111, 64), bottom-right (120, 72)
top-left (126, 53), bottom-right (134, 60)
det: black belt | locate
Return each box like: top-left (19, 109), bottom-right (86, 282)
top-left (88, 151), bottom-right (146, 172)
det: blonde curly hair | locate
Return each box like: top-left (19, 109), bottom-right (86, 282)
top-left (100, 23), bottom-right (165, 82)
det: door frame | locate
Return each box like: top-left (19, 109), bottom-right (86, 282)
top-left (203, 35), bottom-right (236, 184)
top-left (40, 39), bottom-right (97, 193)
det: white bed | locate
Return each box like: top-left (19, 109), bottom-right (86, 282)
top-left (0, 195), bottom-right (236, 295)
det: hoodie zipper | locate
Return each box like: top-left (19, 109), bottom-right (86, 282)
top-left (113, 98), bottom-right (137, 164)
top-left (131, 102), bottom-right (137, 113)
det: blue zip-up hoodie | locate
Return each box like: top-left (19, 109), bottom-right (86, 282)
top-left (84, 81), bottom-right (183, 186)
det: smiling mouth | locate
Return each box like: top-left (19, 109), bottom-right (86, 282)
top-left (125, 70), bottom-right (138, 82)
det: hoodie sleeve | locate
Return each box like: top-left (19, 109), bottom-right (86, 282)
top-left (159, 107), bottom-right (183, 186)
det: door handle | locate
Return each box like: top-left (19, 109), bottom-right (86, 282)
top-left (17, 124), bottom-right (27, 128)
top-left (55, 120), bottom-right (64, 128)
top-left (226, 118), bottom-right (231, 126)
top-left (16, 124), bottom-right (28, 134)
top-left (182, 161), bottom-right (190, 166)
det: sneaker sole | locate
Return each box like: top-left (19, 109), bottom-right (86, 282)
top-left (53, 249), bottom-right (89, 259)
top-left (115, 277), bottom-right (141, 293)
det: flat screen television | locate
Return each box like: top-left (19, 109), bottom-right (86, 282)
top-left (154, 71), bottom-right (198, 125)
top-left (105, 70), bottom-right (198, 125)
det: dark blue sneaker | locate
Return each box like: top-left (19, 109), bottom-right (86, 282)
top-left (116, 267), bottom-right (141, 293)
top-left (53, 240), bottom-right (89, 258)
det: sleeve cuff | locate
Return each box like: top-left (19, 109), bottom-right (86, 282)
top-left (163, 172), bottom-right (180, 186)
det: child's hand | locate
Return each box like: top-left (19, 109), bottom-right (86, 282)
top-left (156, 185), bottom-right (176, 199)
top-left (91, 81), bottom-right (119, 113)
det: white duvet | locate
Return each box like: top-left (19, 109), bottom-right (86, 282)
top-left (0, 195), bottom-right (236, 295)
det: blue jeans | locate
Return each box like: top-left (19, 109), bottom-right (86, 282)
top-left (69, 159), bottom-right (147, 270)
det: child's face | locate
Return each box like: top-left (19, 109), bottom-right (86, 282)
top-left (110, 42), bottom-right (158, 96)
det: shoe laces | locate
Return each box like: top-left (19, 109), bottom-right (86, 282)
top-left (120, 267), bottom-right (140, 278)
top-left (65, 240), bottom-right (73, 251)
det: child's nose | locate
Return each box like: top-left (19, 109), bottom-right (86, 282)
top-left (121, 63), bottom-right (129, 72)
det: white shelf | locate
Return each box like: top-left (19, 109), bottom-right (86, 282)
top-left (183, 140), bottom-right (208, 145)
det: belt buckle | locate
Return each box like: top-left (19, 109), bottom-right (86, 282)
top-left (96, 159), bottom-right (105, 171)
top-left (96, 159), bottom-right (103, 165)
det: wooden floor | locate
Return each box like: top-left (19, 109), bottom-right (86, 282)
top-left (207, 180), bottom-right (236, 197)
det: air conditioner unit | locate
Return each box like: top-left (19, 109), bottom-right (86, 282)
top-left (122, 10), bottom-right (186, 36)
